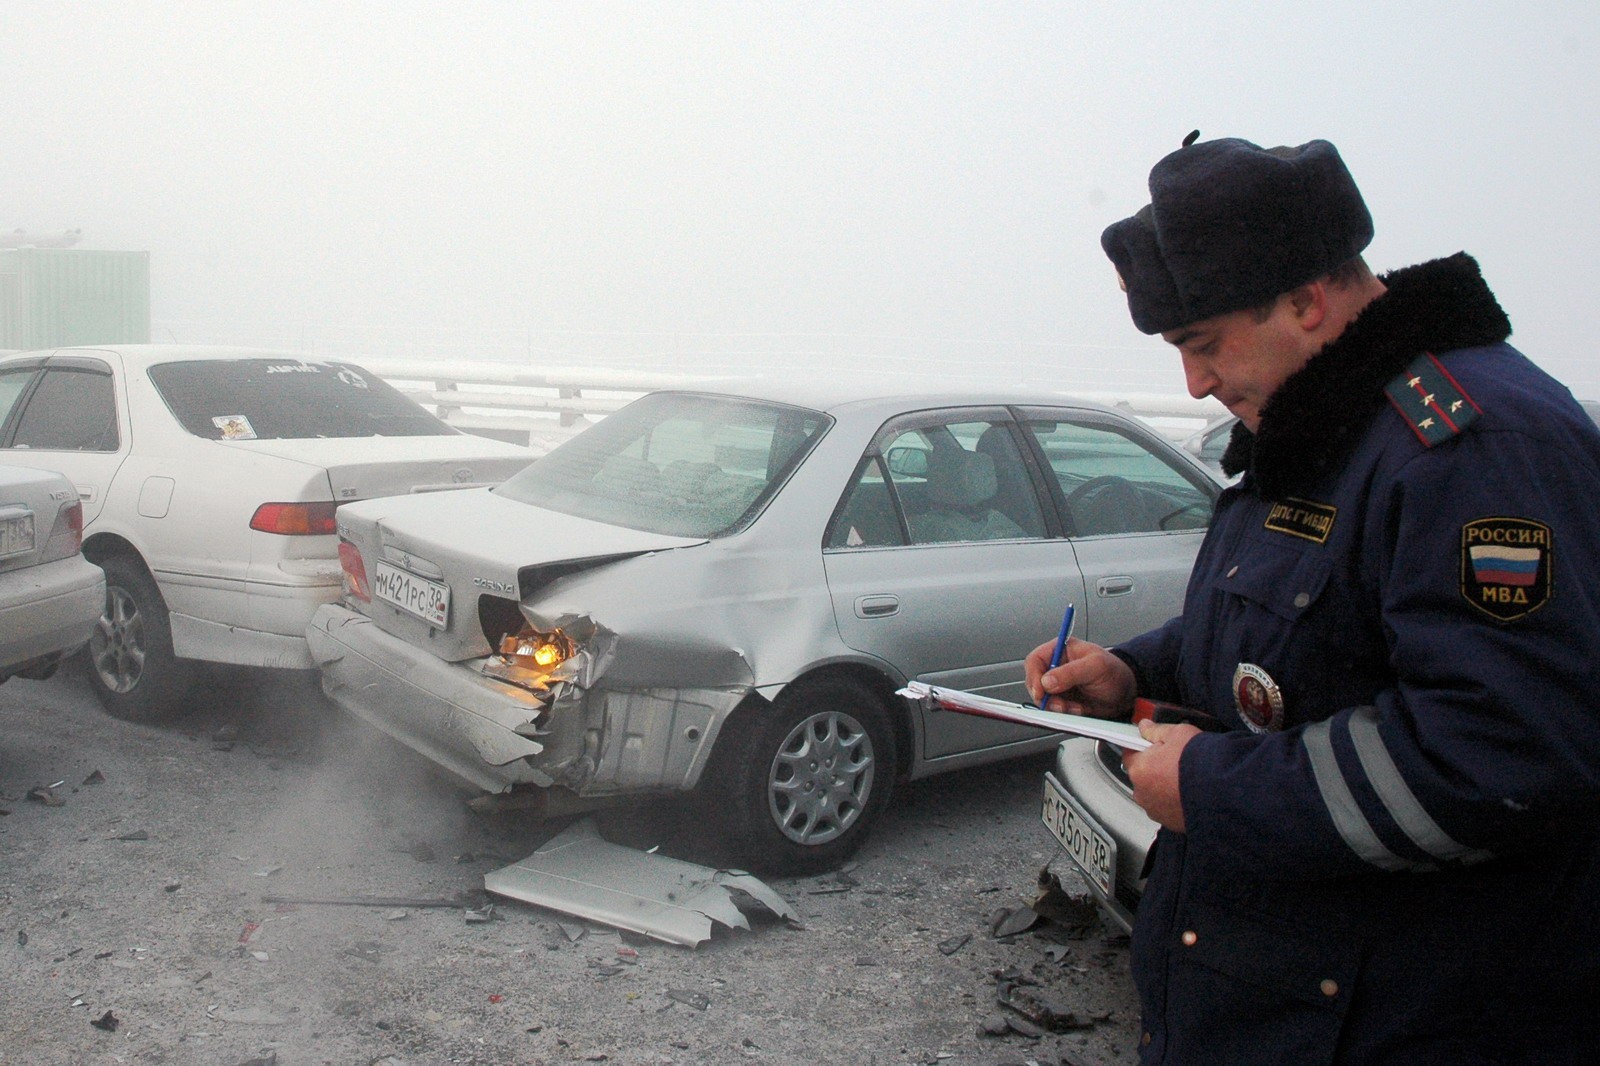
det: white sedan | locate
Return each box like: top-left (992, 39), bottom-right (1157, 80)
top-left (0, 345), bottom-right (533, 720)
top-left (0, 463), bottom-right (104, 684)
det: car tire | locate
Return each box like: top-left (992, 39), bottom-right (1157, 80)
top-left (87, 554), bottom-right (193, 721)
top-left (711, 675), bottom-right (897, 877)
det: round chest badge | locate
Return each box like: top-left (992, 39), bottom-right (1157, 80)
top-left (1233, 663), bottom-right (1285, 733)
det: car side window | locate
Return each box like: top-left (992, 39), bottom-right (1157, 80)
top-left (828, 417), bottom-right (1046, 549)
top-left (1027, 418), bottom-right (1213, 535)
top-left (0, 369), bottom-right (36, 433)
top-left (825, 455), bottom-right (907, 548)
top-left (10, 367), bottom-right (119, 452)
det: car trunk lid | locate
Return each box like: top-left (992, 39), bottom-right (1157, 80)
top-left (220, 435), bottom-right (533, 502)
top-left (337, 488), bottom-right (705, 661)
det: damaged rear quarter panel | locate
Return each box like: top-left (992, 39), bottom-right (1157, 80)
top-left (524, 528), bottom-right (892, 794)
top-left (530, 537), bottom-right (846, 689)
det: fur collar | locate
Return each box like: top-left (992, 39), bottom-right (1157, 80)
top-left (1220, 253), bottom-right (1511, 497)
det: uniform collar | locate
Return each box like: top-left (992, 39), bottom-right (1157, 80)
top-left (1220, 253), bottom-right (1512, 498)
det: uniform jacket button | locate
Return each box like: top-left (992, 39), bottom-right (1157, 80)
top-left (1141, 1031), bottom-right (1154, 1046)
top-left (1320, 979), bottom-right (1339, 997)
top-left (1294, 592), bottom-right (1311, 608)
top-left (1181, 930), bottom-right (1198, 946)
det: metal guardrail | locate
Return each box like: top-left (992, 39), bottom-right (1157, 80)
top-left (361, 358), bottom-right (1226, 452)
top-left (358, 359), bottom-right (707, 451)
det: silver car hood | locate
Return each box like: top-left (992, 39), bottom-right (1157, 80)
top-left (221, 435), bottom-right (533, 499)
top-left (337, 488), bottom-right (707, 660)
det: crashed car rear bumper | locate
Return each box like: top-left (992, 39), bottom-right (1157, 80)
top-left (306, 603), bottom-right (743, 797)
top-left (0, 555), bottom-right (104, 676)
top-left (307, 603), bottom-right (554, 792)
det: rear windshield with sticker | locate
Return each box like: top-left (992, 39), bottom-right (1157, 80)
top-left (148, 360), bottom-right (457, 440)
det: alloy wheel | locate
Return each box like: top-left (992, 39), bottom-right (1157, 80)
top-left (91, 584), bottom-right (146, 694)
top-left (766, 709), bottom-right (876, 846)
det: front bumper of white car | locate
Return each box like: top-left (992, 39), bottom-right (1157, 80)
top-left (1044, 737), bottom-right (1158, 934)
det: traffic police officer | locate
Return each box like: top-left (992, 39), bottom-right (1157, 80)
top-left (1027, 136), bottom-right (1600, 1063)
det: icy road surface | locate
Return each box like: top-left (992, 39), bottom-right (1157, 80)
top-left (0, 664), bottom-right (1138, 1065)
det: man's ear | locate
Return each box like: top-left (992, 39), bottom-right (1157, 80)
top-left (1287, 281), bottom-right (1329, 332)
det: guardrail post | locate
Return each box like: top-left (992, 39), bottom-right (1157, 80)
top-left (435, 379), bottom-right (461, 426)
top-left (558, 385), bottom-right (578, 428)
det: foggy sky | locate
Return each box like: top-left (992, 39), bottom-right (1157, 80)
top-left (5, 1), bottom-right (1597, 396)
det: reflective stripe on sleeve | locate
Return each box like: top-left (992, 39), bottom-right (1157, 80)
top-left (1346, 706), bottom-right (1494, 865)
top-left (1304, 719), bottom-right (1431, 871)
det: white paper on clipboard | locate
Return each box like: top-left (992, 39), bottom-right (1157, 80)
top-left (898, 681), bottom-right (1151, 751)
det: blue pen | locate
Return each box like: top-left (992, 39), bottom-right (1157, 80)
top-left (1048, 603), bottom-right (1076, 670)
top-left (1036, 603), bottom-right (1075, 710)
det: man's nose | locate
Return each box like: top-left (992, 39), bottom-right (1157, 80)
top-left (1181, 354), bottom-right (1217, 399)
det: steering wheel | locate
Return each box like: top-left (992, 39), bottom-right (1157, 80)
top-left (1063, 475), bottom-right (1140, 537)
top-left (1063, 475), bottom-right (1131, 511)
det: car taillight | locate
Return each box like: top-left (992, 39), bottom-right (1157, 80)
top-left (41, 500), bottom-right (84, 561)
top-left (250, 502), bottom-right (339, 535)
top-left (338, 540), bottom-right (371, 601)
top-left (482, 620), bottom-right (579, 693)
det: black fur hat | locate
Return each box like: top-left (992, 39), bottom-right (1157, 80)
top-left (1101, 137), bottom-right (1374, 334)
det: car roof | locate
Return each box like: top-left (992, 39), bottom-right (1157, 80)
top-left (641, 372), bottom-right (1134, 420)
top-left (9, 344), bottom-right (357, 370)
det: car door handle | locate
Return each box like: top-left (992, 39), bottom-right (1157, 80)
top-left (855, 594), bottom-right (900, 618)
top-left (1097, 576), bottom-right (1135, 597)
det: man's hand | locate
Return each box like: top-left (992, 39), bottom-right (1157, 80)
top-left (1122, 720), bottom-right (1200, 832)
top-left (1024, 637), bottom-right (1136, 720)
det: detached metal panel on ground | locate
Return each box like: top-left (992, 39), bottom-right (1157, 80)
top-left (484, 817), bottom-right (798, 946)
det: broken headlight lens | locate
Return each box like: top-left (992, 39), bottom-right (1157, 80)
top-left (483, 622), bottom-right (579, 693)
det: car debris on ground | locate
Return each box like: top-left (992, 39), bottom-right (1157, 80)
top-left (483, 817), bottom-right (798, 946)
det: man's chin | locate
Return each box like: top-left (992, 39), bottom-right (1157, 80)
top-left (1225, 405), bottom-right (1258, 431)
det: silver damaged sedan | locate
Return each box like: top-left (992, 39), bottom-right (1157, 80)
top-left (308, 383), bottom-right (1218, 874)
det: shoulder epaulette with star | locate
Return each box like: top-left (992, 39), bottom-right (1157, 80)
top-left (1383, 352), bottom-right (1481, 447)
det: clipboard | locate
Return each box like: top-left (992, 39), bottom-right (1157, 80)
top-left (898, 681), bottom-right (1151, 751)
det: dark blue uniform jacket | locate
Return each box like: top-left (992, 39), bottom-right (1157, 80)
top-left (1117, 255), bottom-right (1600, 1065)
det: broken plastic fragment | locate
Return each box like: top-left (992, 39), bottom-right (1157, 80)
top-left (666, 988), bottom-right (711, 1011)
top-left (26, 785), bottom-right (63, 807)
top-left (1033, 866), bottom-right (1102, 937)
top-left (998, 984), bottom-right (1097, 1033)
top-left (990, 906), bottom-right (1042, 939)
top-left (483, 818), bottom-right (797, 947)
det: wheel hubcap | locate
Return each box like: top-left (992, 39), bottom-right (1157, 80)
top-left (768, 709), bottom-right (875, 845)
top-left (90, 585), bottom-right (146, 694)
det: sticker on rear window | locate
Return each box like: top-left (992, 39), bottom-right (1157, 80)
top-left (212, 415), bottom-right (257, 440)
